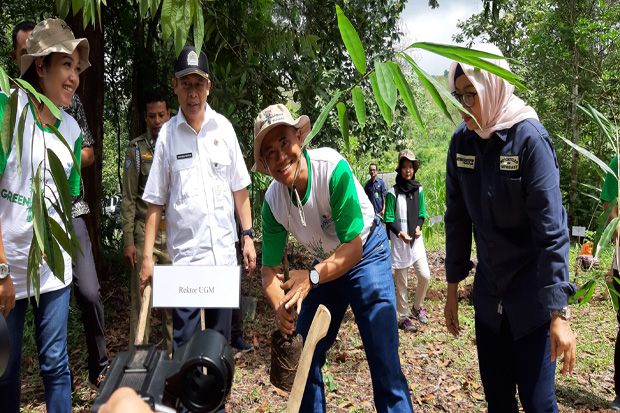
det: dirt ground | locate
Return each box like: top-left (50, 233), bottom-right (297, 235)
top-left (18, 250), bottom-right (620, 412)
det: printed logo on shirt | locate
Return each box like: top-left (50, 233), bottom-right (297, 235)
top-left (456, 154), bottom-right (475, 169)
top-left (176, 153), bottom-right (193, 160)
top-left (499, 155), bottom-right (519, 171)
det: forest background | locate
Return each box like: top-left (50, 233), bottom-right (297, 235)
top-left (1, 0), bottom-right (620, 411)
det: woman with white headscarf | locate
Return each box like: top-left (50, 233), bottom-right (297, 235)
top-left (443, 44), bottom-right (576, 412)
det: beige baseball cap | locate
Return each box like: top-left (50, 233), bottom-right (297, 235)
top-left (20, 18), bottom-right (90, 76)
top-left (397, 149), bottom-right (419, 171)
top-left (252, 104), bottom-right (311, 175)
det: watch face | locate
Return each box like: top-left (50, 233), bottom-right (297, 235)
top-left (310, 269), bottom-right (320, 285)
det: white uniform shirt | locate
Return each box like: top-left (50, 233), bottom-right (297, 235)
top-left (142, 103), bottom-right (251, 265)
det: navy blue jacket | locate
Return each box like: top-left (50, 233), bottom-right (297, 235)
top-left (445, 119), bottom-right (576, 339)
top-left (364, 177), bottom-right (387, 214)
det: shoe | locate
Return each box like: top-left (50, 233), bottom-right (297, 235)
top-left (412, 307), bottom-right (429, 324)
top-left (89, 364), bottom-right (110, 390)
top-left (231, 336), bottom-right (254, 353)
top-left (398, 317), bottom-right (417, 332)
top-left (611, 396), bottom-right (620, 411)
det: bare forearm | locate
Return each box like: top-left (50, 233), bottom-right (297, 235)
top-left (233, 188), bottom-right (253, 230)
top-left (314, 236), bottom-right (362, 284)
top-left (142, 204), bottom-right (163, 259)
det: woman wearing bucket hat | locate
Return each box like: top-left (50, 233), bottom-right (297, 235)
top-left (444, 44), bottom-right (576, 412)
top-left (255, 104), bottom-right (413, 412)
top-left (384, 149), bottom-right (431, 332)
top-left (0, 18), bottom-right (89, 412)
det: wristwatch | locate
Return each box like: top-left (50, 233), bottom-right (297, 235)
top-left (241, 228), bottom-right (255, 239)
top-left (309, 267), bottom-right (320, 288)
top-left (0, 263), bottom-right (10, 280)
top-left (550, 306), bottom-right (571, 321)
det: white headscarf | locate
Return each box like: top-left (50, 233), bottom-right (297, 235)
top-left (447, 43), bottom-right (538, 139)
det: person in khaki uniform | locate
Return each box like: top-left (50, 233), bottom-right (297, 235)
top-left (121, 91), bottom-right (173, 352)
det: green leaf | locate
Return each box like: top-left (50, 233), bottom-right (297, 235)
top-left (72, 0), bottom-right (83, 15)
top-left (161, 0), bottom-right (173, 41)
top-left (369, 72), bottom-right (392, 127)
top-left (336, 102), bottom-right (349, 150)
top-left (26, 233), bottom-right (41, 302)
top-left (303, 90), bottom-right (342, 147)
top-left (388, 62), bottom-right (424, 132)
top-left (593, 200), bottom-right (616, 256)
top-left (14, 79), bottom-right (41, 104)
top-left (15, 105), bottom-right (28, 174)
top-left (607, 281), bottom-right (620, 312)
top-left (559, 135), bottom-right (615, 179)
top-left (47, 149), bottom-right (74, 219)
top-left (81, 0), bottom-right (91, 28)
top-left (400, 53), bottom-right (453, 124)
top-left (335, 5), bottom-right (366, 75)
top-left (1, 91), bottom-right (18, 159)
top-left (139, 0), bottom-right (149, 17)
top-left (49, 216), bottom-right (76, 260)
top-left (46, 124), bottom-right (81, 178)
top-left (46, 234), bottom-right (65, 284)
top-left (150, 0), bottom-right (160, 17)
top-left (596, 216), bottom-right (620, 258)
top-left (570, 279), bottom-right (596, 305)
top-left (375, 61), bottom-right (397, 112)
top-left (407, 42), bottom-right (525, 89)
top-left (0, 67), bottom-right (9, 95)
top-left (193, 0), bottom-right (205, 54)
top-left (351, 86), bottom-right (366, 130)
top-left (39, 94), bottom-right (62, 120)
top-left (579, 103), bottom-right (614, 149)
top-left (56, 0), bottom-right (71, 18)
top-left (31, 164), bottom-right (46, 254)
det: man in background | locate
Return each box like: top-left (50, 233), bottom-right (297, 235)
top-left (121, 90), bottom-right (173, 353)
top-left (364, 163), bottom-right (387, 217)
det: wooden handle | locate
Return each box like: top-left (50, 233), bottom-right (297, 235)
top-left (286, 304), bottom-right (331, 413)
top-left (134, 285), bottom-right (151, 346)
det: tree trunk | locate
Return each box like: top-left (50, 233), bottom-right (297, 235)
top-left (66, 15), bottom-right (106, 277)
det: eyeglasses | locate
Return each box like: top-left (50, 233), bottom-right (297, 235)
top-left (451, 92), bottom-right (477, 108)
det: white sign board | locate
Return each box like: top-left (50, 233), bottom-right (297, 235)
top-left (571, 226), bottom-right (586, 237)
top-left (152, 265), bottom-right (240, 308)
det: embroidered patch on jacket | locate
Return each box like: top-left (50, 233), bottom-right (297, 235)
top-left (499, 155), bottom-right (519, 171)
top-left (176, 153), bottom-right (193, 160)
top-left (456, 154), bottom-right (475, 169)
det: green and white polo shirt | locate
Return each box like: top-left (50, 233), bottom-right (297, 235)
top-left (0, 90), bottom-right (82, 299)
top-left (261, 148), bottom-right (375, 266)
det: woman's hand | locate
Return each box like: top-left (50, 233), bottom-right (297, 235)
top-left (0, 275), bottom-right (15, 318)
top-left (444, 283), bottom-right (460, 337)
top-left (281, 269), bottom-right (313, 315)
top-left (399, 231), bottom-right (413, 244)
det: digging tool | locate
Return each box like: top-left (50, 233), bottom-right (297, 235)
top-left (286, 304), bottom-right (331, 413)
top-left (135, 285), bottom-right (151, 346)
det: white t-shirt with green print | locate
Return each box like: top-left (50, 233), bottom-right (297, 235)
top-left (0, 90), bottom-right (82, 299)
top-left (261, 148), bottom-right (375, 267)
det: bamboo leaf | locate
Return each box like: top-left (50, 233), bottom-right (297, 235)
top-left (303, 90), bottom-right (342, 147)
top-left (26, 234), bottom-right (41, 302)
top-left (351, 86), bottom-right (366, 130)
top-left (16, 105), bottom-right (28, 174)
top-left (46, 234), bottom-right (65, 284)
top-left (375, 61), bottom-right (397, 112)
top-left (31, 165), bottom-right (46, 254)
top-left (596, 216), bottom-right (619, 258)
top-left (47, 149), bottom-right (73, 218)
top-left (369, 72), bottom-right (392, 127)
top-left (579, 103), bottom-right (614, 147)
top-left (150, 0), bottom-right (160, 17)
top-left (335, 5), bottom-right (366, 75)
top-left (407, 42), bottom-right (524, 89)
top-left (38, 94), bottom-right (62, 120)
top-left (559, 135), bottom-right (615, 179)
top-left (0, 67), bottom-right (9, 95)
top-left (569, 279), bottom-right (593, 304)
top-left (593, 200), bottom-right (616, 256)
top-left (388, 62), bottom-right (425, 132)
top-left (46, 124), bottom-right (81, 178)
top-left (139, 0), bottom-right (149, 18)
top-left (81, 0), bottom-right (91, 28)
top-left (400, 53), bottom-right (453, 124)
top-left (1, 91), bottom-right (17, 159)
top-left (72, 0), bottom-right (83, 15)
top-left (336, 102), bottom-right (349, 150)
top-left (607, 281), bottom-right (620, 312)
top-left (161, 0), bottom-right (173, 41)
top-left (193, 0), bottom-right (205, 55)
top-left (14, 79), bottom-right (41, 103)
top-left (49, 216), bottom-right (75, 260)
top-left (56, 0), bottom-right (71, 18)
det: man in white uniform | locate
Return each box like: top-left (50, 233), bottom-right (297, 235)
top-left (139, 45), bottom-right (256, 350)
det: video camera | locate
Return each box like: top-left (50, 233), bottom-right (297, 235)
top-left (92, 329), bottom-right (234, 413)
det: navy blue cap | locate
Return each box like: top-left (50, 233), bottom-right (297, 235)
top-left (174, 45), bottom-right (209, 79)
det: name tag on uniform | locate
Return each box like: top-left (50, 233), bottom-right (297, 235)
top-left (152, 265), bottom-right (240, 308)
top-left (456, 154), bottom-right (475, 169)
top-left (176, 152), bottom-right (193, 160)
top-left (500, 155), bottom-right (519, 171)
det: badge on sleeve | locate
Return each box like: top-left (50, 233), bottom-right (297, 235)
top-left (499, 155), bottom-right (519, 171)
top-left (456, 154), bottom-right (475, 169)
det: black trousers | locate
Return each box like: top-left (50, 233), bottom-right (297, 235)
top-left (613, 269), bottom-right (620, 397)
top-left (72, 217), bottom-right (108, 383)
